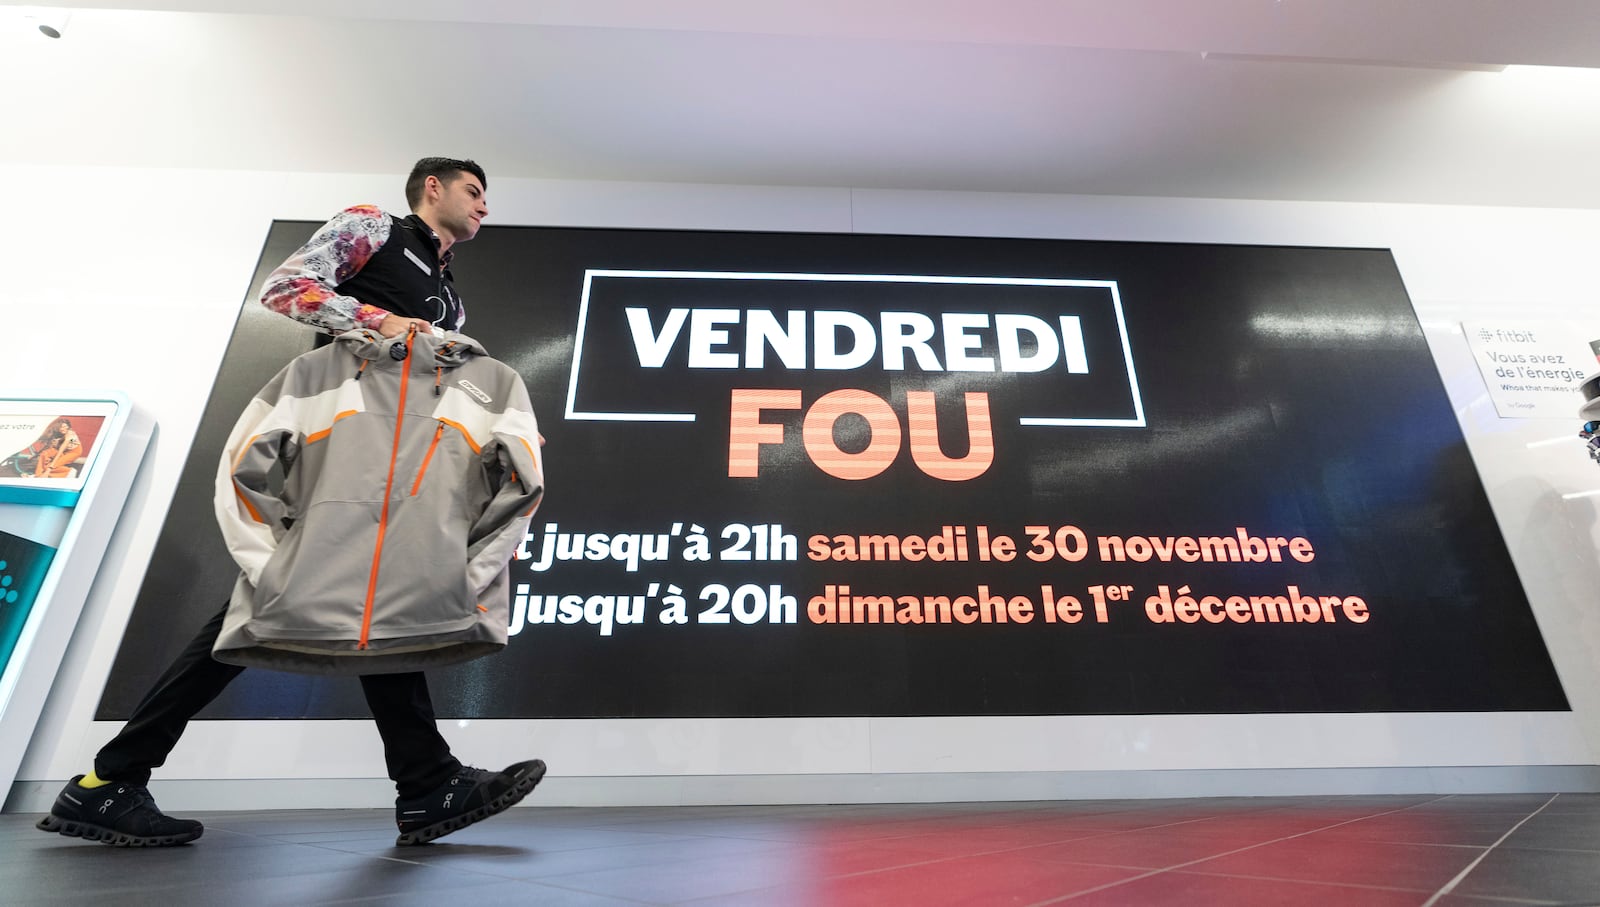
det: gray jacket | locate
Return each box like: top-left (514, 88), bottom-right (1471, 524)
top-left (212, 328), bottom-right (544, 674)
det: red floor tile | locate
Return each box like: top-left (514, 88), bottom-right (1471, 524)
top-left (1064, 870), bottom-right (1442, 907)
top-left (856, 822), bottom-right (1108, 857)
top-left (781, 850), bottom-right (1144, 907)
top-left (782, 839), bottom-right (953, 877)
top-left (1172, 812), bottom-right (1381, 838)
top-left (1315, 812), bottom-right (1523, 847)
top-left (1017, 828), bottom-right (1287, 870)
top-left (1182, 835), bottom-right (1479, 891)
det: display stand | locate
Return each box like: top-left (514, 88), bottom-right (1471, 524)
top-left (0, 392), bottom-right (153, 797)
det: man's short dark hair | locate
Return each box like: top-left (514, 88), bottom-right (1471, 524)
top-left (405, 157), bottom-right (487, 210)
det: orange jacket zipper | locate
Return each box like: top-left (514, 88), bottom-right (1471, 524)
top-left (360, 329), bottom-right (415, 649)
top-left (410, 423), bottom-right (445, 496)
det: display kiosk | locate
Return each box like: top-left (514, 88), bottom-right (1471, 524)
top-left (0, 392), bottom-right (152, 796)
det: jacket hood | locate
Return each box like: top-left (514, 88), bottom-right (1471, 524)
top-left (334, 328), bottom-right (488, 368)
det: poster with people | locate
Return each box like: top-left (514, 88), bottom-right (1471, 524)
top-left (0, 410), bottom-right (110, 493)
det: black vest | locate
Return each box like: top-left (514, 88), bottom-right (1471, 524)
top-left (337, 213), bottom-right (465, 331)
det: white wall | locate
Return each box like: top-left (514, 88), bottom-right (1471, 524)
top-left (5, 165), bottom-right (1600, 809)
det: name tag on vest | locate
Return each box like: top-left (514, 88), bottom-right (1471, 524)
top-left (403, 248), bottom-right (432, 275)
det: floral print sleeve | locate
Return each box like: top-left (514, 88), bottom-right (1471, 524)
top-left (259, 205), bottom-right (394, 333)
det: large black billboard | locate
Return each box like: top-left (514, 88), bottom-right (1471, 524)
top-left (99, 225), bottom-right (1568, 719)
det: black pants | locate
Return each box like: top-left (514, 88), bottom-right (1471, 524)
top-left (94, 603), bottom-right (461, 800)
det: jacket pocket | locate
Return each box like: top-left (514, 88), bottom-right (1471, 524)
top-left (410, 423), bottom-right (446, 496)
top-left (252, 501), bottom-right (380, 635)
top-left (369, 525), bottom-right (474, 636)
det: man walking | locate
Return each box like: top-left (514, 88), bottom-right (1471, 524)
top-left (37, 157), bottom-right (544, 848)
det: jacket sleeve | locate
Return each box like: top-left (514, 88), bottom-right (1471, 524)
top-left (214, 380), bottom-right (303, 587)
top-left (465, 377), bottom-right (545, 600)
top-left (258, 205), bottom-right (395, 335)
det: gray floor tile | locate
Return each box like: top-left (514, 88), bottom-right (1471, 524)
top-left (1447, 844), bottom-right (1600, 903)
top-left (7, 793), bottom-right (1600, 905)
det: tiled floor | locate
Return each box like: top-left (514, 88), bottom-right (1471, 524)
top-left (7, 793), bottom-right (1600, 905)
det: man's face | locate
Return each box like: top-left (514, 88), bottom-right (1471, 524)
top-left (431, 172), bottom-right (488, 243)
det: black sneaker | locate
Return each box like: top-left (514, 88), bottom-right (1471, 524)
top-left (394, 759), bottom-right (545, 846)
top-left (35, 776), bottom-right (203, 847)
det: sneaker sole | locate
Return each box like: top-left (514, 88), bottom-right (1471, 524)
top-left (35, 813), bottom-right (203, 847)
top-left (395, 761), bottom-right (546, 846)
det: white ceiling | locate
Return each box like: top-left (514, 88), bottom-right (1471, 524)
top-left (5, 1), bottom-right (1600, 208)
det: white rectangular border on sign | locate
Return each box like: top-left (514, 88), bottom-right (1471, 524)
top-left (565, 270), bottom-right (1146, 428)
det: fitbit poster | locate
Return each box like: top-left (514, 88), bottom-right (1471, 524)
top-left (98, 226), bottom-right (1567, 719)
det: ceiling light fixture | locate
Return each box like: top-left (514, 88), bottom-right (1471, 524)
top-left (8, 6), bottom-right (72, 39)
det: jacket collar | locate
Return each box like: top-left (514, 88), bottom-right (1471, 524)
top-left (334, 328), bottom-right (486, 366)
top-left (400, 213), bottom-right (454, 270)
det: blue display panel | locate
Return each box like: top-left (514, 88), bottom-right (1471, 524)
top-left (0, 532), bottom-right (56, 678)
top-left (101, 226), bottom-right (1565, 720)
